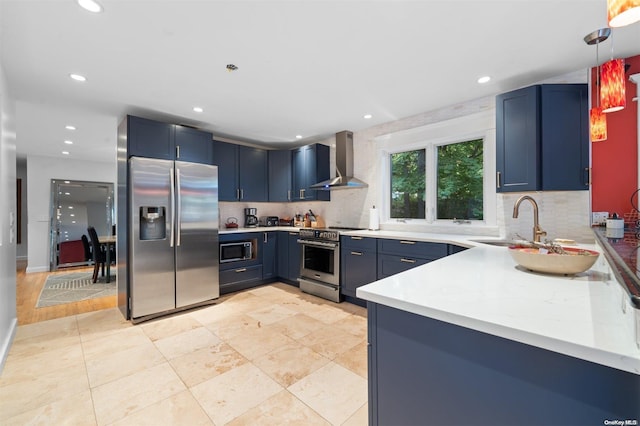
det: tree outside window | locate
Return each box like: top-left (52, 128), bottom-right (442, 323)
top-left (390, 149), bottom-right (426, 219)
top-left (437, 139), bottom-right (483, 220)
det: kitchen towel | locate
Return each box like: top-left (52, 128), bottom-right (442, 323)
top-left (369, 206), bottom-right (379, 230)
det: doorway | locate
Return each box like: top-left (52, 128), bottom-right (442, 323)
top-left (49, 179), bottom-right (114, 271)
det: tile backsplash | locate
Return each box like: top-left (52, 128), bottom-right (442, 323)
top-left (498, 191), bottom-right (592, 243)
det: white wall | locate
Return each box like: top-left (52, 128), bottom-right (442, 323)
top-left (0, 61), bottom-right (18, 372)
top-left (26, 156), bottom-right (116, 272)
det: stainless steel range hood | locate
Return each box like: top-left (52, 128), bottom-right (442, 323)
top-left (310, 130), bottom-right (368, 190)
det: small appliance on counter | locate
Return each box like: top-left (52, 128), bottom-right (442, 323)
top-left (225, 217), bottom-right (239, 229)
top-left (244, 208), bottom-right (258, 228)
top-left (259, 216), bottom-right (279, 227)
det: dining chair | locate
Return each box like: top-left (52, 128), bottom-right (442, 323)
top-left (81, 234), bottom-right (92, 262)
top-left (87, 226), bottom-right (106, 283)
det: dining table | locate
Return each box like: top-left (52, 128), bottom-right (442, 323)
top-left (98, 235), bottom-right (116, 283)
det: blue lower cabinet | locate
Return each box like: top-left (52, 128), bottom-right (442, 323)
top-left (368, 302), bottom-right (640, 425)
top-left (262, 232), bottom-right (277, 280)
top-left (277, 231), bottom-right (300, 284)
top-left (377, 254), bottom-right (430, 279)
top-left (341, 236), bottom-right (377, 301)
top-left (220, 265), bottom-right (263, 288)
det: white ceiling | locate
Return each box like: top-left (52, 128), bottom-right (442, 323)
top-left (2, 0), bottom-right (639, 164)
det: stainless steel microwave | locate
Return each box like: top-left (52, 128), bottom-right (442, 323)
top-left (220, 241), bottom-right (252, 263)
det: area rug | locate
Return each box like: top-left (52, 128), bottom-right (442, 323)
top-left (36, 272), bottom-right (116, 308)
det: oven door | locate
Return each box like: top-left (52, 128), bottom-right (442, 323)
top-left (298, 239), bottom-right (339, 286)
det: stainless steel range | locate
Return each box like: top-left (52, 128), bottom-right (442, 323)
top-left (298, 227), bottom-right (356, 303)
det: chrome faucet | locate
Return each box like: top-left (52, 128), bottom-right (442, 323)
top-left (512, 195), bottom-right (547, 242)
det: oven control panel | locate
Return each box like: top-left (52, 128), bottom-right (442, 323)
top-left (299, 228), bottom-right (339, 241)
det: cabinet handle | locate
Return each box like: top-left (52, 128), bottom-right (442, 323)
top-left (176, 145), bottom-right (180, 159)
top-left (236, 189), bottom-right (240, 200)
top-left (400, 240), bottom-right (416, 245)
top-left (235, 268), bottom-right (247, 273)
top-left (351, 251), bottom-right (363, 256)
top-left (287, 190), bottom-right (291, 201)
top-left (351, 236), bottom-right (363, 240)
top-left (264, 232), bottom-right (267, 243)
top-left (400, 258), bottom-right (416, 264)
top-left (496, 171), bottom-right (501, 189)
top-left (300, 189), bottom-right (305, 199)
top-left (585, 167), bottom-right (591, 186)
top-left (240, 189), bottom-right (244, 200)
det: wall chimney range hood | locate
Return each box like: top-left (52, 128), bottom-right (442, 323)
top-left (311, 130), bottom-right (368, 190)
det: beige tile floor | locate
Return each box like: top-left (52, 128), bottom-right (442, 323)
top-left (0, 283), bottom-right (369, 425)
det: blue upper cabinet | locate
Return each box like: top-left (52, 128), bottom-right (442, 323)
top-left (174, 125), bottom-right (214, 164)
top-left (540, 84), bottom-right (589, 191)
top-left (496, 84), bottom-right (589, 192)
top-left (268, 149), bottom-right (292, 202)
top-left (291, 144), bottom-right (331, 201)
top-left (496, 86), bottom-right (541, 192)
top-left (125, 115), bottom-right (214, 164)
top-left (212, 140), bottom-right (239, 201)
top-left (212, 141), bottom-right (268, 201)
top-left (239, 146), bottom-right (268, 202)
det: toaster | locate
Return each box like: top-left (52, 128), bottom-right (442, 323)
top-left (260, 216), bottom-right (279, 227)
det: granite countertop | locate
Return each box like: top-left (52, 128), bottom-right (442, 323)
top-left (355, 231), bottom-right (640, 375)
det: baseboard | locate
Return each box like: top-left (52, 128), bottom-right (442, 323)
top-left (0, 317), bottom-right (17, 374)
top-left (26, 265), bottom-right (48, 273)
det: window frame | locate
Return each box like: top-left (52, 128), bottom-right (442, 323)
top-left (377, 111), bottom-right (496, 228)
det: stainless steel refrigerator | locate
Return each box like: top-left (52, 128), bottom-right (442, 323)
top-left (129, 156), bottom-right (219, 321)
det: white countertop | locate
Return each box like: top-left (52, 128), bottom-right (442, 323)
top-left (354, 231), bottom-right (640, 375)
top-left (219, 226), bottom-right (299, 234)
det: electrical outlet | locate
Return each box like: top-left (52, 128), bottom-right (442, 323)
top-left (592, 211), bottom-right (609, 225)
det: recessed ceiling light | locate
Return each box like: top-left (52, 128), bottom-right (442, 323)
top-left (296, 135), bottom-right (303, 139)
top-left (68, 206), bottom-right (74, 209)
top-left (64, 192), bottom-right (70, 195)
top-left (64, 140), bottom-right (73, 145)
top-left (62, 151), bottom-right (70, 155)
top-left (65, 125), bottom-right (76, 130)
top-left (70, 214), bottom-right (75, 217)
top-left (77, 0), bottom-right (103, 13)
top-left (69, 73), bottom-right (87, 82)
top-left (477, 76), bottom-right (491, 84)
top-left (64, 180), bottom-right (70, 183)
top-left (363, 114), bottom-right (373, 119)
top-left (193, 107), bottom-right (204, 113)
top-left (72, 220), bottom-right (77, 224)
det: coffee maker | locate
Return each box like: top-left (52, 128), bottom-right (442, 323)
top-left (244, 207), bottom-right (258, 228)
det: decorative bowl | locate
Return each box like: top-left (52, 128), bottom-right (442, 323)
top-left (508, 246), bottom-right (600, 275)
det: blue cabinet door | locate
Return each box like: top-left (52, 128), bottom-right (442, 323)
top-left (341, 246), bottom-right (377, 298)
top-left (262, 232), bottom-right (277, 279)
top-left (212, 140), bottom-right (239, 201)
top-left (127, 116), bottom-right (174, 160)
top-left (496, 85), bottom-right (540, 192)
top-left (540, 84), bottom-right (589, 190)
top-left (268, 150), bottom-right (292, 202)
top-left (238, 146), bottom-right (268, 201)
top-left (292, 144), bottom-right (331, 201)
top-left (174, 125), bottom-right (213, 165)
top-left (276, 231), bottom-right (300, 283)
top-left (288, 232), bottom-right (301, 281)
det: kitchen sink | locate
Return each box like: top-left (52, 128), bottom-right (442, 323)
top-left (470, 239), bottom-right (519, 247)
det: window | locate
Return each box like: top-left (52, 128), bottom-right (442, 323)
top-left (378, 111), bottom-right (496, 227)
top-left (390, 149), bottom-right (426, 219)
top-left (436, 139), bottom-right (483, 220)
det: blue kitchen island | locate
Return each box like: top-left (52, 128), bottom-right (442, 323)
top-left (354, 233), bottom-right (640, 426)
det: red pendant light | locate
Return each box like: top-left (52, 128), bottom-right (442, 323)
top-left (589, 107), bottom-right (607, 142)
top-left (600, 58), bottom-right (626, 113)
top-left (608, 0), bottom-right (640, 27)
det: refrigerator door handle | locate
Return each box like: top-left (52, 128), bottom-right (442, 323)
top-left (170, 167), bottom-right (175, 247)
top-left (176, 167), bottom-right (182, 247)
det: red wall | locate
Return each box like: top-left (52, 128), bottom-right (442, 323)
top-left (592, 54), bottom-right (639, 218)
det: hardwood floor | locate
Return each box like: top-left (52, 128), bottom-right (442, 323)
top-left (16, 260), bottom-right (116, 325)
